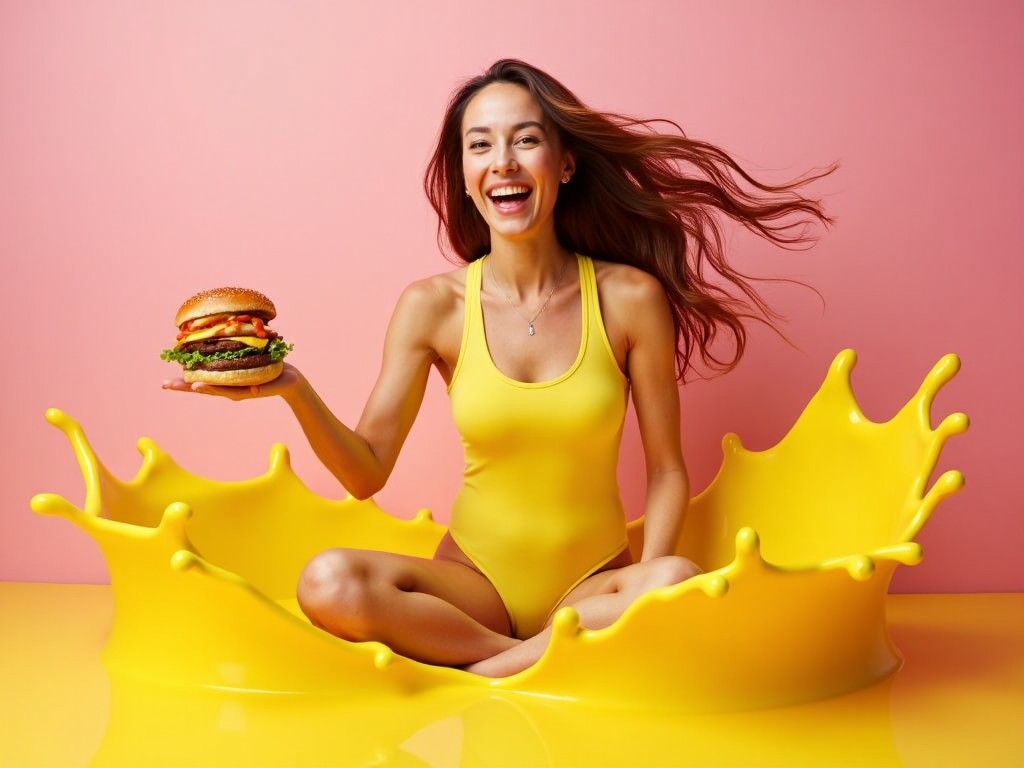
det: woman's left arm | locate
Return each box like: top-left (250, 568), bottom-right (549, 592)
top-left (615, 269), bottom-right (689, 561)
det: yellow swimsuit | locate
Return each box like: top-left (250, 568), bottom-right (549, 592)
top-left (447, 254), bottom-right (630, 639)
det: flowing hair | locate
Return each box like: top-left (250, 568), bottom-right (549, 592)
top-left (424, 59), bottom-right (835, 379)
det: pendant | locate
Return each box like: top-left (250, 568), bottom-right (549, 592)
top-left (528, 323), bottom-right (536, 336)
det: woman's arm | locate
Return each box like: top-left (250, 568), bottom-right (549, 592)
top-left (302, 279), bottom-right (442, 498)
top-left (608, 267), bottom-right (690, 560)
top-left (164, 278), bottom-right (446, 500)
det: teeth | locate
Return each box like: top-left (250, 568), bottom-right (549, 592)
top-left (489, 186), bottom-right (530, 198)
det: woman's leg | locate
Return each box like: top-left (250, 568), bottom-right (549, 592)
top-left (465, 555), bottom-right (700, 677)
top-left (297, 547), bottom-right (519, 666)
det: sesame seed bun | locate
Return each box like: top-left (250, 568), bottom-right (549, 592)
top-left (175, 287), bottom-right (277, 327)
top-left (183, 362), bottom-right (284, 387)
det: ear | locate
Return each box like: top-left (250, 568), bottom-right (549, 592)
top-left (561, 151), bottom-right (577, 183)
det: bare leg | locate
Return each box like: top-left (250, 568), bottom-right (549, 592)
top-left (466, 555), bottom-right (700, 677)
top-left (297, 547), bottom-right (520, 666)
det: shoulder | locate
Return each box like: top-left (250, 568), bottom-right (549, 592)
top-left (591, 258), bottom-right (674, 367)
top-left (592, 259), bottom-right (670, 315)
top-left (392, 267), bottom-right (467, 327)
top-left (386, 266), bottom-right (468, 365)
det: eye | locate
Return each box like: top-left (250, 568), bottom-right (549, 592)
top-left (515, 135), bottom-right (540, 147)
top-left (467, 140), bottom-right (490, 151)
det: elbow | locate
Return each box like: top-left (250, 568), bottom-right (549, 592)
top-left (326, 443), bottom-right (390, 501)
top-left (347, 486), bottom-right (376, 502)
top-left (342, 473), bottom-right (386, 501)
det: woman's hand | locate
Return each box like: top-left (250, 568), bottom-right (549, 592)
top-left (162, 362), bottom-right (303, 401)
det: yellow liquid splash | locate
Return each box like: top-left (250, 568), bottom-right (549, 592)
top-left (31, 349), bottom-right (967, 712)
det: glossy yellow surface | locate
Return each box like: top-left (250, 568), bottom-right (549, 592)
top-left (3, 585), bottom-right (1021, 767)
top-left (29, 350), bottom-right (968, 713)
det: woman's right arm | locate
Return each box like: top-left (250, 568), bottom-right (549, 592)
top-left (287, 280), bottom-right (443, 498)
top-left (163, 279), bottom-right (446, 499)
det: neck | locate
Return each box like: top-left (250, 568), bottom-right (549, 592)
top-left (487, 231), bottom-right (572, 298)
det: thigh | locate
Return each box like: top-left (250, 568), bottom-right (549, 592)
top-left (362, 544), bottom-right (514, 636)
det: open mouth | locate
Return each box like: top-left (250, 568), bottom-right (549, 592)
top-left (488, 185), bottom-right (532, 210)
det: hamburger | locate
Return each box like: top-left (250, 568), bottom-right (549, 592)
top-left (161, 286), bottom-right (293, 386)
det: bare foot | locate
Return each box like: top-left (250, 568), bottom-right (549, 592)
top-left (464, 638), bottom-right (528, 675)
top-left (463, 629), bottom-right (553, 677)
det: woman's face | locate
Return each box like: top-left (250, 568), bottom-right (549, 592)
top-left (460, 82), bottom-right (574, 245)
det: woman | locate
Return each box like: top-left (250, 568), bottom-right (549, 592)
top-left (164, 60), bottom-right (831, 677)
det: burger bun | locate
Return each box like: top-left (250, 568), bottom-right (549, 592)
top-left (183, 362), bottom-right (284, 387)
top-left (176, 286), bottom-right (277, 327)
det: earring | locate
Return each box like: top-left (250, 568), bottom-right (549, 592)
top-left (465, 189), bottom-right (471, 197)
top-left (561, 175), bottom-right (571, 184)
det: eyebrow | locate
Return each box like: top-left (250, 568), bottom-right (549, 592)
top-left (463, 120), bottom-right (547, 137)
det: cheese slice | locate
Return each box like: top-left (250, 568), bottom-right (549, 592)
top-left (225, 336), bottom-right (269, 349)
top-left (178, 323), bottom-right (269, 346)
top-left (176, 329), bottom-right (269, 349)
top-left (178, 323), bottom-right (232, 344)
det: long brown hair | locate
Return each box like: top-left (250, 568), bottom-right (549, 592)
top-left (424, 59), bottom-right (835, 379)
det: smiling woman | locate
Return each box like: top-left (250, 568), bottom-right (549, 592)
top-left (163, 58), bottom-right (833, 677)
top-left (461, 92), bottom-right (572, 247)
top-left (425, 59), bottom-right (836, 378)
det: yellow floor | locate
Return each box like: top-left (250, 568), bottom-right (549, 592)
top-left (1, 585), bottom-right (1021, 768)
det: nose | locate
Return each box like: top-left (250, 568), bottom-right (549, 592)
top-left (491, 144), bottom-right (518, 174)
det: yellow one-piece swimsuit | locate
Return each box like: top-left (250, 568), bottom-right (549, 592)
top-left (447, 254), bottom-right (630, 639)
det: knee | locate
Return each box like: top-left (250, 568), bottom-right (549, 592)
top-left (645, 556), bottom-right (702, 589)
top-left (296, 549), bottom-right (376, 637)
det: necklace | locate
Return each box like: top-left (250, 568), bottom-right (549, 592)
top-left (489, 257), bottom-right (569, 336)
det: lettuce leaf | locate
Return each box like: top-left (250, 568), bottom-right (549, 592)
top-left (161, 338), bottom-right (294, 369)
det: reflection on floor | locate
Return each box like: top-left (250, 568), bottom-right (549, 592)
top-left (1, 584), bottom-right (1021, 767)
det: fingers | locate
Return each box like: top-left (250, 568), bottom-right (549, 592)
top-left (161, 378), bottom-right (246, 400)
top-left (161, 378), bottom-right (191, 392)
top-left (190, 381), bottom-right (247, 399)
top-left (160, 379), bottom-right (215, 394)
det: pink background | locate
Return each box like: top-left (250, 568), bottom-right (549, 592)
top-left (2, 1), bottom-right (1021, 591)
